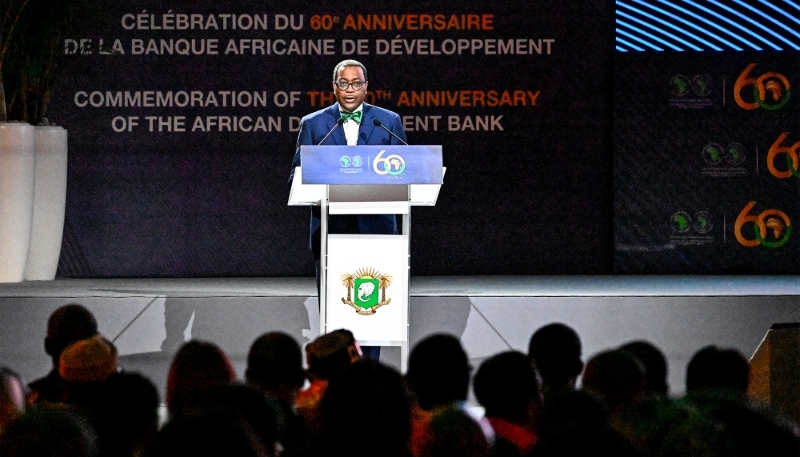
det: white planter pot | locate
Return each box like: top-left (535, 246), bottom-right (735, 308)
top-left (0, 122), bottom-right (36, 283)
top-left (23, 126), bottom-right (68, 281)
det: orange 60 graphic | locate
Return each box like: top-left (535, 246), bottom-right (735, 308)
top-left (734, 63), bottom-right (791, 110)
top-left (734, 201), bottom-right (791, 248)
top-left (767, 132), bottom-right (800, 179)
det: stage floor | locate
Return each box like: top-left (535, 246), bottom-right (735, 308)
top-left (1, 275), bottom-right (800, 297)
top-left (2, 275), bottom-right (799, 399)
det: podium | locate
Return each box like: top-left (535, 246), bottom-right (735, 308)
top-left (288, 145), bottom-right (444, 371)
top-left (749, 323), bottom-right (800, 423)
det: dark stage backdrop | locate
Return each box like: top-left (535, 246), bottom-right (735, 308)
top-left (49, 1), bottom-right (799, 277)
top-left (52, 1), bottom-right (614, 277)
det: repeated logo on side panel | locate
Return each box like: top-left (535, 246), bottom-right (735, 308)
top-left (731, 63), bottom-right (792, 250)
top-left (668, 64), bottom-right (794, 251)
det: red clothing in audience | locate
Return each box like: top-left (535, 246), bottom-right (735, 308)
top-left (487, 417), bottom-right (538, 455)
top-left (410, 404), bottom-right (434, 457)
top-left (295, 379), bottom-right (327, 425)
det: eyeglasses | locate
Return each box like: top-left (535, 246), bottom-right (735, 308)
top-left (334, 80), bottom-right (365, 91)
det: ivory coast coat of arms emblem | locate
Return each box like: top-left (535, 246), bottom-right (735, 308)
top-left (341, 267), bottom-right (392, 315)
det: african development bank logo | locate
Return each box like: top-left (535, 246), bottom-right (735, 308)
top-left (669, 74), bottom-right (713, 109)
top-left (341, 267), bottom-right (393, 315)
top-left (669, 211), bottom-right (714, 247)
top-left (671, 211), bottom-right (713, 234)
top-left (734, 63), bottom-right (790, 111)
top-left (670, 74), bottom-right (711, 97)
top-left (702, 143), bottom-right (746, 166)
top-left (701, 142), bottom-right (747, 178)
top-left (339, 155), bottom-right (364, 174)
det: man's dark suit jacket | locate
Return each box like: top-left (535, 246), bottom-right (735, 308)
top-left (290, 102), bottom-right (408, 259)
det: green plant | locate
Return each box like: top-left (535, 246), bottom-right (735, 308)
top-left (0, 0), bottom-right (29, 121)
top-left (0, 0), bottom-right (103, 123)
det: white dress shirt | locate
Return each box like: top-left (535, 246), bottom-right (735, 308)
top-left (342, 105), bottom-right (363, 146)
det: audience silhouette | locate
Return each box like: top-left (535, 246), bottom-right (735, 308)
top-left (28, 304), bottom-right (99, 404)
top-left (582, 349), bottom-right (646, 410)
top-left (619, 340), bottom-right (669, 397)
top-left (314, 359), bottom-right (412, 457)
top-left (406, 333), bottom-right (471, 411)
top-left (416, 405), bottom-right (491, 457)
top-left (686, 345), bottom-right (750, 394)
top-left (2, 308), bottom-right (797, 457)
top-left (165, 340), bottom-right (236, 418)
top-left (527, 323), bottom-right (583, 398)
top-left (0, 403), bottom-right (98, 457)
top-left (474, 351), bottom-right (542, 457)
top-left (0, 367), bottom-right (26, 434)
top-left (405, 334), bottom-right (494, 456)
top-left (296, 329), bottom-right (361, 426)
top-left (245, 332), bottom-right (310, 457)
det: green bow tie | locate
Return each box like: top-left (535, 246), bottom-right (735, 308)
top-left (340, 110), bottom-right (363, 124)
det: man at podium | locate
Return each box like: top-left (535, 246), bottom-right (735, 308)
top-left (290, 59), bottom-right (409, 359)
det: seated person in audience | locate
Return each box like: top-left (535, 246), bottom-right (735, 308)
top-left (314, 359), bottom-right (411, 457)
top-left (416, 405), bottom-right (490, 457)
top-left (685, 345), bottom-right (749, 395)
top-left (246, 332), bottom-right (309, 457)
top-left (614, 341), bottom-right (676, 455)
top-left (405, 333), bottom-right (493, 456)
top-left (619, 340), bottom-right (669, 397)
top-left (58, 334), bottom-right (119, 421)
top-left (147, 411), bottom-right (271, 457)
top-left (246, 332), bottom-right (306, 410)
top-left (191, 384), bottom-right (281, 457)
top-left (58, 335), bottom-right (118, 386)
top-left (56, 334), bottom-right (138, 456)
top-left (1, 367), bottom-right (27, 435)
top-left (531, 390), bottom-right (640, 457)
top-left (28, 304), bottom-right (98, 404)
top-left (474, 351), bottom-right (542, 457)
top-left (684, 345), bottom-right (800, 457)
top-left (166, 340), bottom-right (236, 418)
top-left (0, 403), bottom-right (98, 457)
top-left (527, 323), bottom-right (583, 398)
top-left (96, 371), bottom-right (160, 457)
top-left (406, 334), bottom-right (471, 411)
top-left (581, 349), bottom-right (645, 411)
top-left (296, 329), bottom-right (360, 424)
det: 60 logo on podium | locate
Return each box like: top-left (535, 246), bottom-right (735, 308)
top-left (373, 150), bottom-right (406, 176)
top-left (734, 201), bottom-right (791, 248)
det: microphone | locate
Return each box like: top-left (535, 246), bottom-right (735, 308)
top-left (318, 118), bottom-right (345, 145)
top-left (373, 119), bottom-right (409, 145)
